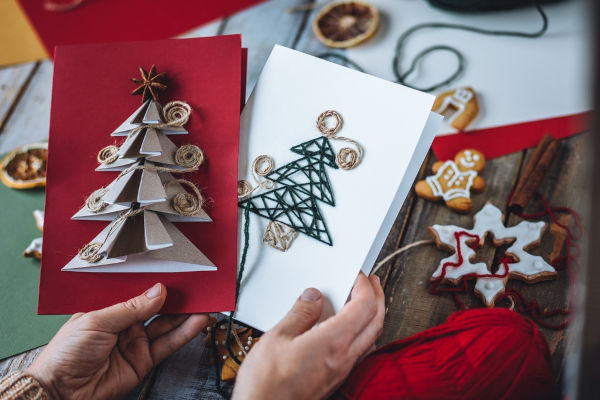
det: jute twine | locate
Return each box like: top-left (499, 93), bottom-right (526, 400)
top-left (85, 188), bottom-right (109, 213)
top-left (166, 179), bottom-right (205, 216)
top-left (163, 101), bottom-right (191, 126)
top-left (316, 110), bottom-right (363, 170)
top-left (97, 145), bottom-right (119, 165)
top-left (122, 100), bottom-right (192, 141)
top-left (370, 239), bottom-right (433, 276)
top-left (263, 220), bottom-right (298, 251)
top-left (78, 207), bottom-right (146, 263)
top-left (175, 145), bottom-right (205, 169)
top-left (238, 155), bottom-right (276, 199)
top-left (117, 161), bottom-right (200, 181)
top-left (97, 101), bottom-right (192, 165)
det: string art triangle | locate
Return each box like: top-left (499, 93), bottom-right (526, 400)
top-left (267, 137), bottom-right (338, 205)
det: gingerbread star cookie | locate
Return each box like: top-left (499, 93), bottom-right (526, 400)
top-left (415, 149), bottom-right (486, 213)
top-left (204, 317), bottom-right (260, 382)
top-left (428, 203), bottom-right (557, 306)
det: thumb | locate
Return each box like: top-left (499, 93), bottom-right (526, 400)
top-left (272, 288), bottom-right (323, 337)
top-left (86, 283), bottom-right (167, 333)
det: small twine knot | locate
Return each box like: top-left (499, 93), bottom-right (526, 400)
top-left (237, 180), bottom-right (253, 199)
top-left (336, 147), bottom-right (359, 170)
top-left (97, 145), bottom-right (119, 165)
top-left (316, 110), bottom-right (363, 170)
top-left (316, 110), bottom-right (343, 136)
top-left (85, 188), bottom-right (108, 213)
top-left (167, 179), bottom-right (204, 216)
top-left (253, 155), bottom-right (275, 178)
top-left (175, 144), bottom-right (205, 169)
top-left (163, 101), bottom-right (191, 126)
top-left (78, 242), bottom-right (103, 263)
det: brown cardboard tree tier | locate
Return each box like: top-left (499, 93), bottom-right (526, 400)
top-left (62, 71), bottom-right (216, 273)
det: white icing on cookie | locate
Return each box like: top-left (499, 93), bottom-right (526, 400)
top-left (458, 150), bottom-right (476, 169)
top-left (436, 88), bottom-right (473, 124)
top-left (425, 161), bottom-right (477, 201)
top-left (430, 203), bottom-right (556, 306)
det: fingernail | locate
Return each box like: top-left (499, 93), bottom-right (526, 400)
top-left (300, 288), bottom-right (321, 302)
top-left (145, 283), bottom-right (162, 299)
top-left (373, 275), bottom-right (380, 285)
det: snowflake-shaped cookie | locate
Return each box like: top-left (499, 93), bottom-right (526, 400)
top-left (428, 203), bottom-right (557, 306)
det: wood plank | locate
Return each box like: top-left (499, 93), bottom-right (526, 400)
top-left (0, 61), bottom-right (52, 154)
top-left (220, 0), bottom-right (316, 97)
top-left (378, 149), bottom-right (524, 344)
top-left (0, 62), bottom-right (37, 135)
top-left (504, 132), bottom-right (590, 382)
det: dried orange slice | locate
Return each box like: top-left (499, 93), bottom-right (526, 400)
top-left (0, 142), bottom-right (48, 189)
top-left (313, 1), bottom-right (379, 48)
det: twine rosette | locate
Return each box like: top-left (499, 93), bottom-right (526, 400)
top-left (166, 179), bottom-right (205, 216)
top-left (85, 188), bottom-right (109, 213)
top-left (316, 110), bottom-right (363, 170)
top-left (237, 155), bottom-right (276, 199)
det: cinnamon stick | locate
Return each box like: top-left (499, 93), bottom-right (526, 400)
top-left (512, 134), bottom-right (553, 198)
top-left (509, 135), bottom-right (561, 213)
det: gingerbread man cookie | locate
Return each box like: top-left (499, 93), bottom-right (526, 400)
top-left (428, 203), bottom-right (557, 307)
top-left (432, 87), bottom-right (479, 131)
top-left (415, 149), bottom-right (486, 213)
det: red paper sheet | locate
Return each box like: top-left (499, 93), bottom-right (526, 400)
top-left (40, 35), bottom-right (243, 314)
top-left (431, 112), bottom-right (591, 161)
top-left (17, 0), bottom-right (263, 56)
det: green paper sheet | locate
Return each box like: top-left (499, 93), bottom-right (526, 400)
top-left (0, 177), bottom-right (69, 360)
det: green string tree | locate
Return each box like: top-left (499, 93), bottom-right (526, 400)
top-left (238, 110), bottom-right (363, 251)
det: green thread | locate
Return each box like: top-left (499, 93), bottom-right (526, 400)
top-left (239, 136), bottom-right (338, 246)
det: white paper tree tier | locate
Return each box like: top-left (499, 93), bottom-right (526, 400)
top-left (63, 95), bottom-right (216, 273)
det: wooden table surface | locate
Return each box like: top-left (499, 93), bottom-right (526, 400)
top-left (0, 1), bottom-right (587, 398)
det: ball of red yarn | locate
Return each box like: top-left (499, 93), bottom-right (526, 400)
top-left (336, 308), bottom-right (554, 400)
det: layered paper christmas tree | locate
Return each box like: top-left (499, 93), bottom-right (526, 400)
top-left (62, 87), bottom-right (216, 273)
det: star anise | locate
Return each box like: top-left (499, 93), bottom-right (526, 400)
top-left (130, 65), bottom-right (167, 102)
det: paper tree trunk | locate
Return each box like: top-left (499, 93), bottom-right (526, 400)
top-left (62, 100), bottom-right (216, 273)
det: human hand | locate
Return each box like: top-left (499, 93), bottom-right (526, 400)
top-left (26, 283), bottom-right (207, 400)
top-left (233, 273), bottom-right (385, 400)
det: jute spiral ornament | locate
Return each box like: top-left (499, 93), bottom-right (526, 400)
top-left (167, 179), bottom-right (204, 216)
top-left (316, 110), bottom-right (363, 170)
top-left (175, 144), bottom-right (205, 169)
top-left (97, 145), bottom-right (119, 165)
top-left (163, 101), bottom-right (191, 126)
top-left (237, 155), bottom-right (276, 199)
top-left (85, 188), bottom-right (109, 213)
top-left (78, 242), bottom-right (103, 263)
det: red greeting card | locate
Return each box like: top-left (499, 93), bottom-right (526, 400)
top-left (39, 35), bottom-right (244, 314)
top-left (431, 112), bottom-right (590, 161)
top-left (17, 0), bottom-right (264, 57)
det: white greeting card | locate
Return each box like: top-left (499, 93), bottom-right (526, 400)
top-left (234, 45), bottom-right (442, 331)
